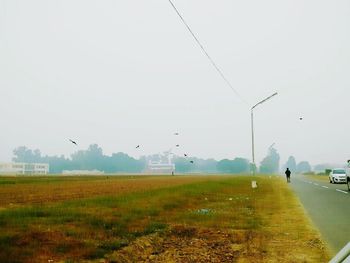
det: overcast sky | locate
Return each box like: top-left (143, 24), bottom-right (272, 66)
top-left (1, 0), bottom-right (349, 166)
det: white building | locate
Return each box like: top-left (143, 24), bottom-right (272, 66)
top-left (146, 160), bottom-right (175, 174)
top-left (145, 150), bottom-right (176, 174)
top-left (0, 162), bottom-right (49, 175)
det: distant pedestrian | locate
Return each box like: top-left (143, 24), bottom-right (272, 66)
top-left (285, 168), bottom-right (291, 183)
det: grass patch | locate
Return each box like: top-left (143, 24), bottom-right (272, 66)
top-left (304, 173), bottom-right (330, 183)
top-left (0, 175), bottom-right (330, 262)
top-left (0, 180), bottom-right (16, 185)
top-left (143, 222), bottom-right (167, 235)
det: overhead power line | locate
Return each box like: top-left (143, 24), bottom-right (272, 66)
top-left (167, 0), bottom-right (247, 103)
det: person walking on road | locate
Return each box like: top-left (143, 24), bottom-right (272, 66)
top-left (285, 168), bottom-right (291, 183)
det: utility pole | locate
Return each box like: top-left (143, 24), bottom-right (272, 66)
top-left (251, 92), bottom-right (278, 175)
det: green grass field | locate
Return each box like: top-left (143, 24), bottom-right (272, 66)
top-left (0, 175), bottom-right (329, 262)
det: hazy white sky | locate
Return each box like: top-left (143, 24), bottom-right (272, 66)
top-left (1, 0), bottom-right (349, 166)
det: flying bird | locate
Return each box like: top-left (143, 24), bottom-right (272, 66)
top-left (190, 160), bottom-right (194, 164)
top-left (184, 154), bottom-right (188, 157)
top-left (136, 145), bottom-right (140, 149)
top-left (174, 133), bottom-right (179, 135)
top-left (69, 139), bottom-right (77, 145)
top-left (176, 144), bottom-right (180, 147)
top-left (299, 117), bottom-right (303, 120)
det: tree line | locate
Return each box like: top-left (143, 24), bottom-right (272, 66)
top-left (12, 144), bottom-right (312, 174)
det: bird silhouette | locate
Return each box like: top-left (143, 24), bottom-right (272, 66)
top-left (176, 144), bottom-right (180, 147)
top-left (69, 139), bottom-right (77, 145)
top-left (184, 154), bottom-right (188, 157)
top-left (190, 160), bottom-right (194, 164)
top-left (174, 133), bottom-right (179, 135)
top-left (299, 117), bottom-right (303, 120)
top-left (136, 145), bottom-right (140, 149)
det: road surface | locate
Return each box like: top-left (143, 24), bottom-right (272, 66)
top-left (289, 174), bottom-right (350, 255)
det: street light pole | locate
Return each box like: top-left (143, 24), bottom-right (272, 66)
top-left (251, 92), bottom-right (278, 175)
top-left (251, 109), bottom-right (255, 175)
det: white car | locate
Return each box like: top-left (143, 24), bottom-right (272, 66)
top-left (329, 168), bottom-right (347, 184)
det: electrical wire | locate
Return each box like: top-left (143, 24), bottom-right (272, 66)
top-left (167, 0), bottom-right (247, 104)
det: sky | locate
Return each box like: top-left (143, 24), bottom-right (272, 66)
top-left (0, 0), bottom-right (349, 166)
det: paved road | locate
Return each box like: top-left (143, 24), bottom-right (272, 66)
top-left (289, 174), bottom-right (350, 255)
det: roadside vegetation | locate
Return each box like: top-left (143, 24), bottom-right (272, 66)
top-left (304, 173), bottom-right (331, 183)
top-left (0, 175), bottom-right (330, 262)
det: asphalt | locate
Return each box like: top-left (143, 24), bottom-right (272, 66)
top-left (288, 174), bottom-right (350, 255)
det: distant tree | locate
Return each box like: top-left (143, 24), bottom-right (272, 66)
top-left (143, 154), bottom-right (218, 174)
top-left (13, 146), bottom-right (74, 173)
top-left (296, 161), bottom-right (312, 173)
top-left (41, 154), bottom-right (72, 174)
top-left (13, 146), bottom-right (42, 163)
top-left (314, 164), bottom-right (331, 172)
top-left (195, 158), bottom-right (218, 173)
top-left (13, 144), bottom-right (145, 174)
top-left (70, 144), bottom-right (144, 173)
top-left (283, 156), bottom-right (297, 173)
top-left (11, 145), bottom-right (248, 175)
top-left (217, 158), bottom-right (250, 174)
top-left (173, 157), bottom-right (193, 173)
top-left (217, 159), bottom-right (232, 173)
top-left (107, 152), bottom-right (144, 173)
top-left (259, 147), bottom-right (280, 174)
top-left (70, 144), bottom-right (107, 171)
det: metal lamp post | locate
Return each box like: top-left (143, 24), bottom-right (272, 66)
top-left (251, 92), bottom-right (278, 175)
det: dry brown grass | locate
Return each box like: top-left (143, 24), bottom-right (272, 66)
top-left (255, 177), bottom-right (330, 262)
top-left (0, 175), bottom-right (222, 208)
top-left (0, 175), bottom-right (330, 262)
top-left (105, 176), bottom-right (330, 263)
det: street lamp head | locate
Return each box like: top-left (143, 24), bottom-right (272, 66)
top-left (251, 92), bottom-right (278, 110)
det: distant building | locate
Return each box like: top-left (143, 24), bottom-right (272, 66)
top-left (0, 162), bottom-right (49, 175)
top-left (143, 150), bottom-right (176, 174)
top-left (62, 170), bottom-right (104, 175)
top-left (146, 160), bottom-right (175, 174)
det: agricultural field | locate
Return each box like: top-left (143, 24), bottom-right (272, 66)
top-left (0, 175), bottom-right (329, 262)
